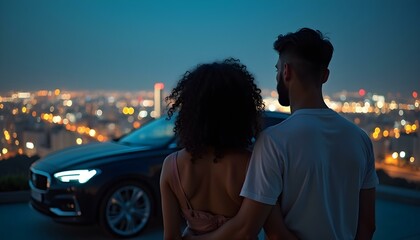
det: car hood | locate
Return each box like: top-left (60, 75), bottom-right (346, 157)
top-left (32, 141), bottom-right (150, 172)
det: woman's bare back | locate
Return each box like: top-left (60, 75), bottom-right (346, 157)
top-left (176, 148), bottom-right (251, 217)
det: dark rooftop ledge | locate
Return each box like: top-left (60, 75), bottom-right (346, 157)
top-left (376, 184), bottom-right (420, 206)
top-left (0, 191), bottom-right (30, 204)
top-left (1, 184), bottom-right (420, 205)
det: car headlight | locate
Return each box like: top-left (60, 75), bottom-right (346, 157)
top-left (54, 169), bottom-right (100, 184)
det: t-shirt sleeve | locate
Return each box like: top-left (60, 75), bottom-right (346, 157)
top-left (361, 135), bottom-right (379, 189)
top-left (240, 131), bottom-right (283, 205)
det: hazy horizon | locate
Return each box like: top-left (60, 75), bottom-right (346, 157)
top-left (1, 0), bottom-right (419, 96)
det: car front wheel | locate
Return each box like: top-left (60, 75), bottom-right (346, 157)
top-left (99, 181), bottom-right (153, 238)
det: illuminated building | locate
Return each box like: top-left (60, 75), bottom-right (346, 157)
top-left (49, 126), bottom-right (79, 156)
top-left (413, 135), bottom-right (420, 168)
top-left (388, 133), bottom-right (418, 166)
top-left (22, 130), bottom-right (47, 157)
top-left (154, 83), bottom-right (164, 118)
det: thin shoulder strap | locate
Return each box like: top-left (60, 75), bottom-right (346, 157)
top-left (173, 151), bottom-right (194, 210)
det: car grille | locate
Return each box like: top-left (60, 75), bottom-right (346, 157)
top-left (30, 170), bottom-right (50, 191)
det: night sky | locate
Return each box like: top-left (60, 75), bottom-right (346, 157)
top-left (1, 0), bottom-right (419, 96)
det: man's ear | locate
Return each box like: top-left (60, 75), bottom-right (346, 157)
top-left (283, 63), bottom-right (292, 82)
top-left (321, 68), bottom-right (330, 84)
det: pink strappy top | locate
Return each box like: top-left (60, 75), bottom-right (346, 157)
top-left (169, 152), bottom-right (231, 235)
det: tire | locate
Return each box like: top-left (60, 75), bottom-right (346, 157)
top-left (99, 180), bottom-right (153, 238)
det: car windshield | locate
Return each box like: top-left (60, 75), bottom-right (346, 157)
top-left (119, 116), bottom-right (176, 147)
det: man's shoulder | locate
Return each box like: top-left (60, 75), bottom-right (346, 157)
top-left (262, 117), bottom-right (295, 136)
top-left (333, 115), bottom-right (373, 146)
top-left (339, 116), bottom-right (370, 135)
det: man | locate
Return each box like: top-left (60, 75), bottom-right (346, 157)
top-left (188, 28), bottom-right (378, 240)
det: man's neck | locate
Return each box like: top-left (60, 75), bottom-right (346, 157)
top-left (290, 89), bottom-right (328, 114)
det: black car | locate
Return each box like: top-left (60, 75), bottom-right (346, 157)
top-left (29, 111), bottom-right (289, 238)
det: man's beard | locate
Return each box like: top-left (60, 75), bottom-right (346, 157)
top-left (276, 74), bottom-right (290, 106)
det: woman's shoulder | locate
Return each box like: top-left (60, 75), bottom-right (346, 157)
top-left (162, 151), bottom-right (177, 167)
top-left (161, 150), bottom-right (182, 183)
top-left (162, 149), bottom-right (192, 172)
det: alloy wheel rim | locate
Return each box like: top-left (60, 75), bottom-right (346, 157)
top-left (105, 185), bottom-right (151, 236)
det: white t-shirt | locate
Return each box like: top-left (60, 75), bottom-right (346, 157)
top-left (241, 108), bottom-right (378, 240)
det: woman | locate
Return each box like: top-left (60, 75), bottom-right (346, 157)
top-left (160, 58), bottom-right (264, 239)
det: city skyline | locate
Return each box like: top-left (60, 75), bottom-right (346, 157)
top-left (1, 86), bottom-right (418, 168)
top-left (1, 0), bottom-right (419, 96)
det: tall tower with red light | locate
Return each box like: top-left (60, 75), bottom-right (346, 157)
top-left (358, 89), bottom-right (366, 97)
top-left (154, 83), bottom-right (164, 118)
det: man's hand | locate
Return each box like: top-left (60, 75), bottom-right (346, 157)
top-left (184, 198), bottom-right (274, 240)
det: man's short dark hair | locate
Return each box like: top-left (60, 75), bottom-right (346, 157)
top-left (274, 28), bottom-right (334, 81)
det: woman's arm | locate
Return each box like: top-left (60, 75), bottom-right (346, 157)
top-left (263, 203), bottom-right (298, 240)
top-left (160, 157), bottom-right (183, 240)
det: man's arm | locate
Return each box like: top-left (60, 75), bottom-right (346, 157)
top-left (355, 188), bottom-right (376, 240)
top-left (263, 203), bottom-right (297, 240)
top-left (185, 198), bottom-right (274, 240)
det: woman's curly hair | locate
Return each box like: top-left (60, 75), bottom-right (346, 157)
top-left (166, 58), bottom-right (264, 162)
